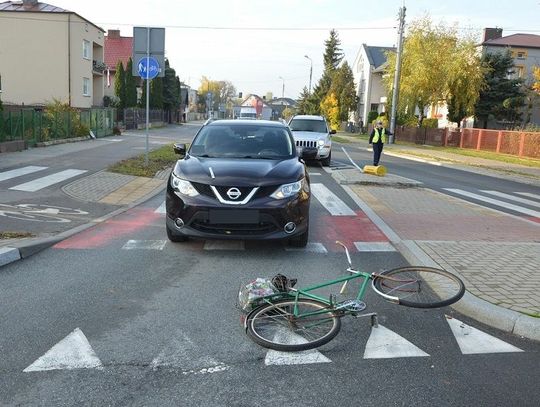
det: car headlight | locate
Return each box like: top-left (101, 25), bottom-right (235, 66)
top-left (170, 172), bottom-right (199, 197)
top-left (270, 179), bottom-right (304, 200)
top-left (318, 139), bottom-right (325, 147)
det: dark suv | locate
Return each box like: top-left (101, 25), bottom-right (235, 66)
top-left (165, 120), bottom-right (316, 247)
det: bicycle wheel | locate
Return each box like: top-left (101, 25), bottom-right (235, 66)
top-left (245, 299), bottom-right (341, 352)
top-left (372, 266), bottom-right (465, 308)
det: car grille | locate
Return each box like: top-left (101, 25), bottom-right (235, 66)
top-left (192, 182), bottom-right (278, 201)
top-left (295, 140), bottom-right (317, 148)
top-left (190, 212), bottom-right (278, 236)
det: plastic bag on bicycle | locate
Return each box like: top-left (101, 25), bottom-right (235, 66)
top-left (237, 278), bottom-right (278, 313)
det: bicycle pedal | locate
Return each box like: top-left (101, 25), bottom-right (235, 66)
top-left (335, 299), bottom-right (367, 312)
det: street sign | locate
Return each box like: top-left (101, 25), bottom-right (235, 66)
top-left (132, 27), bottom-right (165, 78)
top-left (137, 57), bottom-right (160, 80)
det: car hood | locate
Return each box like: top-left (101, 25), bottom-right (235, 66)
top-left (291, 131), bottom-right (329, 140)
top-left (174, 155), bottom-right (305, 187)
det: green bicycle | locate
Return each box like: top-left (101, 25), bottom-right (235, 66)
top-left (242, 241), bottom-right (465, 352)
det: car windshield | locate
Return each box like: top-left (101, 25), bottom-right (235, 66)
top-left (289, 119), bottom-right (327, 133)
top-left (189, 124), bottom-right (295, 159)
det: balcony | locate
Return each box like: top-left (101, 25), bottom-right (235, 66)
top-left (93, 60), bottom-right (107, 74)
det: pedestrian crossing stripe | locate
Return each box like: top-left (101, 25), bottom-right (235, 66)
top-left (444, 188), bottom-right (540, 218)
top-left (23, 328), bottom-right (103, 372)
top-left (0, 166), bottom-right (47, 182)
top-left (122, 240), bottom-right (167, 250)
top-left (311, 183), bottom-right (356, 216)
top-left (354, 242), bottom-right (396, 252)
top-left (10, 169), bottom-right (88, 192)
top-left (363, 325), bottom-right (430, 359)
top-left (481, 190), bottom-right (540, 209)
top-left (445, 315), bottom-right (524, 355)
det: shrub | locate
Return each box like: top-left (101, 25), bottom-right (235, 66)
top-left (367, 111), bottom-right (379, 125)
top-left (113, 126), bottom-right (122, 135)
top-left (422, 118), bottom-right (439, 128)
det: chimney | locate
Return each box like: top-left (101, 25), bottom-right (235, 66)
top-left (22, 0), bottom-right (38, 8)
top-left (483, 28), bottom-right (503, 43)
top-left (107, 29), bottom-right (121, 39)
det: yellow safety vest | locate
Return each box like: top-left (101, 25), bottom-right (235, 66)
top-left (372, 128), bottom-right (386, 143)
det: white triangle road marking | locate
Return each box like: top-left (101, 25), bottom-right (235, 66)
top-left (155, 201), bottom-right (166, 214)
top-left (23, 328), bottom-right (103, 372)
top-left (265, 327), bottom-right (332, 365)
top-left (363, 325), bottom-right (429, 359)
top-left (151, 332), bottom-right (229, 375)
top-left (445, 315), bottom-right (524, 354)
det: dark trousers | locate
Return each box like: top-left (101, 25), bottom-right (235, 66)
top-left (372, 142), bottom-right (384, 165)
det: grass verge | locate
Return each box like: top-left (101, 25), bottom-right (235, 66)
top-left (0, 231), bottom-right (34, 240)
top-left (107, 143), bottom-right (181, 177)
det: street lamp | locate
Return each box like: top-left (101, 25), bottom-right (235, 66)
top-left (278, 76), bottom-right (285, 98)
top-left (304, 55), bottom-right (312, 94)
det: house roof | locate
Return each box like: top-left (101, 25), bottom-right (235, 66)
top-left (483, 33), bottom-right (540, 49)
top-left (268, 97), bottom-right (298, 107)
top-left (0, 1), bottom-right (105, 32)
top-left (364, 45), bottom-right (396, 69)
top-left (105, 35), bottom-right (133, 70)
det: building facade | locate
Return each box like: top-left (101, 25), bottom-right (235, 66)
top-left (103, 29), bottom-right (134, 100)
top-left (351, 44), bottom-right (395, 127)
top-left (0, 0), bottom-right (105, 108)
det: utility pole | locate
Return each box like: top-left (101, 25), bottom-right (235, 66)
top-left (304, 55), bottom-right (313, 94)
top-left (389, 6), bottom-right (406, 144)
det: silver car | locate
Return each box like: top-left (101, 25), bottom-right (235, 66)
top-left (288, 115), bottom-right (334, 166)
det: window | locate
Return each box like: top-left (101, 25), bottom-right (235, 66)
top-left (83, 40), bottom-right (90, 59)
top-left (511, 49), bottom-right (527, 60)
top-left (83, 78), bottom-right (90, 96)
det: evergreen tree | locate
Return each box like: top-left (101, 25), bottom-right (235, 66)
top-left (139, 80), bottom-right (147, 108)
top-left (474, 50), bottom-right (525, 128)
top-left (114, 61), bottom-right (126, 109)
top-left (125, 58), bottom-right (138, 107)
top-left (163, 59), bottom-right (179, 122)
top-left (150, 77), bottom-right (164, 109)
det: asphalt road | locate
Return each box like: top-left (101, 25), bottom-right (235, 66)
top-left (1, 157), bottom-right (538, 406)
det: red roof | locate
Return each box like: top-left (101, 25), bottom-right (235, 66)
top-left (104, 35), bottom-right (133, 71)
top-left (483, 33), bottom-right (540, 49)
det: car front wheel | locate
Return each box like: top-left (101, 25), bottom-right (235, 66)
top-left (321, 151), bottom-right (331, 167)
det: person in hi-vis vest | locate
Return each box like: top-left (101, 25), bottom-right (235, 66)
top-left (368, 120), bottom-right (391, 166)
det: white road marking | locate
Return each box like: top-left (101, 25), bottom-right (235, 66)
top-left (264, 328), bottom-right (332, 365)
top-left (311, 183), bottom-right (356, 216)
top-left (0, 166), bottom-right (47, 182)
top-left (122, 240), bottom-right (167, 250)
top-left (384, 151), bottom-right (442, 165)
top-left (354, 242), bottom-right (396, 252)
top-left (23, 328), bottom-right (102, 372)
top-left (155, 201), bottom-right (166, 214)
top-left (444, 188), bottom-right (540, 218)
top-left (363, 325), bottom-right (429, 359)
top-left (204, 240), bottom-right (245, 250)
top-left (341, 147), bottom-right (364, 171)
top-left (446, 316), bottom-right (524, 354)
top-left (285, 242), bottom-right (328, 253)
top-left (481, 190), bottom-right (540, 209)
top-left (309, 172), bottom-right (322, 175)
top-left (151, 332), bottom-right (229, 374)
top-left (516, 192), bottom-right (540, 200)
top-left (10, 169), bottom-right (88, 192)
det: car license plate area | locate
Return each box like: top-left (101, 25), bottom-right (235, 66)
top-left (208, 209), bottom-right (259, 224)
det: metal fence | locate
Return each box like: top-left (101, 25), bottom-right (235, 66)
top-left (122, 108), bottom-right (165, 130)
top-left (395, 126), bottom-right (540, 159)
top-left (0, 108), bottom-right (116, 146)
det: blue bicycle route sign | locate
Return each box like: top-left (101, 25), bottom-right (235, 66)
top-left (137, 57), bottom-right (160, 80)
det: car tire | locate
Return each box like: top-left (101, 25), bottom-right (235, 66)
top-left (321, 151), bottom-right (331, 167)
top-left (289, 225), bottom-right (309, 248)
top-left (166, 224), bottom-right (188, 242)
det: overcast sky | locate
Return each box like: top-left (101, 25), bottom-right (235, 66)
top-left (47, 0), bottom-right (540, 99)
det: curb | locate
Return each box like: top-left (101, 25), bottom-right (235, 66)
top-left (342, 184), bottom-right (540, 342)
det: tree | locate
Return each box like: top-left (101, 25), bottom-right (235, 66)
top-left (533, 66), bottom-right (540, 94)
top-left (474, 50), bottom-right (525, 128)
top-left (163, 59), bottom-right (179, 122)
top-left (384, 17), bottom-right (484, 126)
top-left (330, 61), bottom-right (357, 122)
top-left (124, 58), bottom-right (138, 107)
top-left (311, 29), bottom-right (344, 114)
top-left (150, 77), bottom-right (163, 109)
top-left (320, 93), bottom-right (340, 130)
top-left (297, 87), bottom-right (315, 114)
top-left (197, 77), bottom-right (236, 115)
top-left (114, 61), bottom-right (126, 109)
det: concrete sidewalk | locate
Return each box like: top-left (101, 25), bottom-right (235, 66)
top-left (1, 138), bottom-right (539, 341)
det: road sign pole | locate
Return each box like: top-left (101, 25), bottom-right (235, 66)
top-left (145, 27), bottom-right (150, 166)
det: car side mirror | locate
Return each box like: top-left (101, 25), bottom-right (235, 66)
top-left (330, 129), bottom-right (336, 134)
top-left (300, 146), bottom-right (318, 160)
top-left (173, 143), bottom-right (186, 155)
